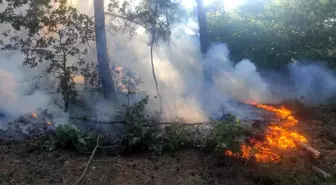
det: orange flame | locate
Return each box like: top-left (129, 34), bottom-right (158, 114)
top-left (226, 101), bottom-right (307, 163)
top-left (32, 113), bottom-right (37, 118)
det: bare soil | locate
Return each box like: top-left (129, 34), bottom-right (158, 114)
top-left (0, 143), bottom-right (254, 185)
top-left (1, 105), bottom-right (336, 185)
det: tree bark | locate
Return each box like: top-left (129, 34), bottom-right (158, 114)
top-left (296, 141), bottom-right (321, 159)
top-left (196, 0), bottom-right (209, 55)
top-left (196, 0), bottom-right (212, 102)
top-left (94, 0), bottom-right (117, 101)
top-left (150, 0), bottom-right (163, 113)
top-left (312, 165), bottom-right (331, 181)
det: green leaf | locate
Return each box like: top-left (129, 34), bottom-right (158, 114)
top-left (77, 138), bottom-right (87, 146)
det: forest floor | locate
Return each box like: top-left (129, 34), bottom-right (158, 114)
top-left (1, 104), bottom-right (336, 185)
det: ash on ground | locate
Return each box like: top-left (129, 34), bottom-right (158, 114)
top-left (0, 109), bottom-right (56, 141)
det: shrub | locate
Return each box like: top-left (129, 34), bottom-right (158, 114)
top-left (44, 96), bottom-right (246, 157)
top-left (122, 95), bottom-right (161, 152)
top-left (204, 114), bottom-right (246, 153)
top-left (51, 124), bottom-right (101, 153)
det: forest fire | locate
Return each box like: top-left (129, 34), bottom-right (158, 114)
top-left (225, 101), bottom-right (308, 163)
top-left (31, 112), bottom-right (53, 126)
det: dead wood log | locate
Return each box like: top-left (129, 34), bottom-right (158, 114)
top-left (296, 141), bottom-right (321, 159)
top-left (69, 117), bottom-right (275, 126)
top-left (70, 117), bottom-right (127, 124)
top-left (240, 124), bottom-right (322, 160)
top-left (312, 165), bottom-right (331, 181)
top-left (69, 117), bottom-right (213, 127)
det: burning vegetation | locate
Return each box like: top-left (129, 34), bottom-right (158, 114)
top-left (1, 0), bottom-right (336, 184)
top-left (225, 102), bottom-right (308, 163)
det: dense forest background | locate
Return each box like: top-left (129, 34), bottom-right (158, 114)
top-left (206, 0), bottom-right (336, 69)
top-left (0, 0), bottom-right (335, 119)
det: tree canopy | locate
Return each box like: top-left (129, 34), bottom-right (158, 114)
top-left (207, 0), bottom-right (336, 69)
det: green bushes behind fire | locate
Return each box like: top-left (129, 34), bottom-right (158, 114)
top-left (42, 96), bottom-right (246, 156)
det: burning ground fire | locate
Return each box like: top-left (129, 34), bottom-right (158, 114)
top-left (31, 112), bottom-right (52, 125)
top-left (225, 101), bottom-right (307, 163)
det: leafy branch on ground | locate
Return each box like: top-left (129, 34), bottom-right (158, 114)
top-left (203, 115), bottom-right (246, 154)
top-left (42, 95), bottom-right (246, 157)
top-left (44, 124), bottom-right (102, 153)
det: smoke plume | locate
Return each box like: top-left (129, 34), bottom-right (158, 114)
top-left (1, 0), bottom-right (336, 128)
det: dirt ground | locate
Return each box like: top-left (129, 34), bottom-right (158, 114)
top-left (1, 105), bottom-right (336, 185)
top-left (0, 144), bottom-right (254, 185)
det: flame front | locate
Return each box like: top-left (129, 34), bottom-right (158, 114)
top-left (225, 102), bottom-right (307, 163)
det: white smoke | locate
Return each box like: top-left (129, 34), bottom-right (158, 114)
top-left (0, 51), bottom-right (50, 117)
top-left (1, 0), bottom-right (336, 127)
top-left (288, 62), bottom-right (336, 105)
top-left (102, 19), bottom-right (336, 122)
top-left (101, 22), bottom-right (278, 122)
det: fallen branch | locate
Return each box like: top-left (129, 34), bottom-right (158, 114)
top-left (70, 117), bottom-right (266, 126)
top-left (70, 117), bottom-right (127, 124)
top-left (296, 141), bottom-right (321, 159)
top-left (312, 165), bottom-right (331, 181)
top-left (73, 136), bottom-right (100, 185)
top-left (146, 121), bottom-right (214, 127)
top-left (69, 117), bottom-right (214, 127)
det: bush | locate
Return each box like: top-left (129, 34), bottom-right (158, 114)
top-left (204, 114), bottom-right (246, 153)
top-left (122, 96), bottom-right (193, 155)
top-left (50, 124), bottom-right (101, 153)
top-left (43, 96), bottom-right (246, 157)
top-left (122, 96), bottom-right (160, 151)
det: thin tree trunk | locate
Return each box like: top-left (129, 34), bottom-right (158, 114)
top-left (150, 0), bottom-right (163, 113)
top-left (63, 51), bottom-right (69, 112)
top-left (94, 0), bottom-right (117, 101)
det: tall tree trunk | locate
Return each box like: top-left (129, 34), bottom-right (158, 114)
top-left (94, 0), bottom-right (117, 101)
top-left (196, 0), bottom-right (209, 55)
top-left (196, 0), bottom-right (212, 87)
top-left (196, 0), bottom-right (212, 110)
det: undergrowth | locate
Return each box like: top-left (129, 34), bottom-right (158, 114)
top-left (23, 95), bottom-right (335, 184)
top-left (41, 95), bottom-right (246, 156)
top-left (44, 124), bottom-right (102, 153)
top-left (204, 114), bottom-right (246, 153)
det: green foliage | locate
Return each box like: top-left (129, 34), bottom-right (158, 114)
top-left (122, 95), bottom-right (158, 150)
top-left (39, 99), bottom-right (245, 158)
top-left (205, 114), bottom-right (246, 153)
top-left (0, 0), bottom-right (186, 112)
top-left (163, 125), bottom-right (185, 151)
top-left (107, 0), bottom-right (185, 44)
top-left (52, 124), bottom-right (100, 153)
top-left (121, 96), bottom-right (191, 155)
top-left (0, 1), bottom-right (97, 112)
top-left (207, 0), bottom-right (336, 69)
